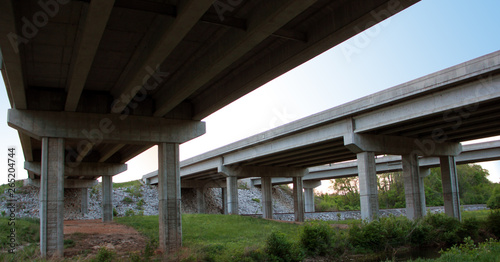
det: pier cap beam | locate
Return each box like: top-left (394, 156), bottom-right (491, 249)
top-left (344, 133), bottom-right (462, 156)
top-left (8, 109), bottom-right (205, 144)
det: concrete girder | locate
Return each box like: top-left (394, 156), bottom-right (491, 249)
top-left (24, 162), bottom-right (127, 178)
top-left (65, 0), bottom-right (115, 111)
top-left (8, 109), bottom-right (205, 144)
top-left (191, 0), bottom-right (421, 120)
top-left (153, 0), bottom-right (318, 117)
top-left (112, 0), bottom-right (214, 113)
top-left (98, 144), bottom-right (126, 162)
top-left (223, 121), bottom-right (348, 165)
top-left (0, 0), bottom-right (27, 109)
top-left (220, 165), bottom-right (308, 178)
top-left (353, 70), bottom-right (500, 134)
top-left (344, 133), bottom-right (462, 156)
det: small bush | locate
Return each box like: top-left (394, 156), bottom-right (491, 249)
top-left (125, 209), bottom-right (135, 217)
top-left (301, 221), bottom-right (332, 256)
top-left (137, 198), bottom-right (145, 210)
top-left (266, 231), bottom-right (304, 262)
top-left (64, 239), bottom-right (75, 248)
top-left (487, 184), bottom-right (500, 210)
top-left (202, 244), bottom-right (226, 262)
top-left (113, 208), bottom-right (118, 217)
top-left (123, 197), bottom-right (134, 204)
top-left (485, 210), bottom-right (500, 238)
top-left (92, 247), bottom-right (116, 262)
top-left (125, 185), bottom-right (143, 198)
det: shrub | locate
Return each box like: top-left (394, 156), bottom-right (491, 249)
top-left (423, 213), bottom-right (464, 245)
top-left (122, 197), bottom-right (134, 204)
top-left (137, 198), bottom-right (145, 210)
top-left (485, 210), bottom-right (500, 238)
top-left (266, 231), bottom-right (304, 262)
top-left (125, 185), bottom-right (143, 198)
top-left (487, 184), bottom-right (500, 210)
top-left (113, 208), bottom-right (118, 217)
top-left (301, 221), bottom-right (332, 256)
top-left (125, 209), bottom-right (135, 217)
top-left (92, 247), bottom-right (116, 262)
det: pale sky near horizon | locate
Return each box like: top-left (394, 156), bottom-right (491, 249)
top-left (1, 0), bottom-right (500, 186)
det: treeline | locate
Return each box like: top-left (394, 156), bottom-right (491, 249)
top-left (316, 164), bottom-right (499, 211)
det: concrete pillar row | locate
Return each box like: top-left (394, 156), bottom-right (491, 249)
top-left (81, 188), bottom-right (88, 214)
top-left (196, 187), bottom-right (206, 214)
top-left (158, 143), bottom-right (182, 253)
top-left (39, 137), bottom-right (65, 258)
top-left (226, 176), bottom-right (239, 215)
top-left (440, 156), bottom-right (461, 220)
top-left (402, 153), bottom-right (426, 220)
top-left (303, 180), bottom-right (321, 213)
top-left (101, 176), bottom-right (113, 222)
top-left (293, 177), bottom-right (305, 222)
top-left (261, 177), bottom-right (273, 219)
top-left (357, 152), bottom-right (379, 221)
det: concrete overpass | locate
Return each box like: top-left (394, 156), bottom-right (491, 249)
top-left (1, 0), bottom-right (420, 257)
top-left (251, 140), bottom-right (500, 212)
top-left (143, 50), bottom-right (500, 223)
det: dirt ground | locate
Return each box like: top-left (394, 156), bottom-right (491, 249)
top-left (63, 219), bottom-right (148, 258)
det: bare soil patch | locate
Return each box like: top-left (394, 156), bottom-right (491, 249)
top-left (63, 219), bottom-right (148, 258)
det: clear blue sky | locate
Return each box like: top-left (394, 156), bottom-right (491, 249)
top-left (1, 0), bottom-right (500, 184)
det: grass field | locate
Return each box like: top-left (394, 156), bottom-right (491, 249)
top-left (116, 214), bottom-right (302, 260)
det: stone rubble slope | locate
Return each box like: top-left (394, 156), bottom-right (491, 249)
top-left (0, 180), bottom-right (294, 220)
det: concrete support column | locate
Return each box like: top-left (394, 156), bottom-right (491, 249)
top-left (403, 153), bottom-right (426, 220)
top-left (357, 152), bottom-right (379, 221)
top-left (303, 180), bottom-right (321, 213)
top-left (293, 177), bottom-right (305, 222)
top-left (226, 176), bottom-right (239, 215)
top-left (81, 188), bottom-right (88, 214)
top-left (196, 188), bottom-right (206, 214)
top-left (221, 187), bottom-right (228, 214)
top-left (261, 177), bottom-right (273, 219)
top-left (158, 143), bottom-right (182, 253)
top-left (440, 156), bottom-right (461, 220)
top-left (101, 176), bottom-right (113, 222)
top-left (40, 137), bottom-right (65, 258)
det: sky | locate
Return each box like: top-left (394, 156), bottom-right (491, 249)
top-left (1, 0), bottom-right (500, 186)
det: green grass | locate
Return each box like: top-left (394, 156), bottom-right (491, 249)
top-left (0, 180), bottom-right (24, 194)
top-left (0, 217), bottom-right (39, 249)
top-left (112, 179), bottom-right (142, 189)
top-left (115, 214), bottom-right (302, 260)
top-left (462, 209), bottom-right (490, 221)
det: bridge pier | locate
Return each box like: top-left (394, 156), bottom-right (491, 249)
top-left (303, 180), bottom-right (321, 213)
top-left (403, 153), bottom-right (426, 220)
top-left (293, 177), bottom-right (305, 222)
top-left (440, 156), bottom-right (461, 220)
top-left (261, 177), bottom-right (273, 219)
top-left (39, 137), bottom-right (65, 258)
top-left (357, 152), bottom-right (379, 221)
top-left (196, 187), bottom-right (206, 214)
top-left (158, 143), bottom-right (182, 253)
top-left (102, 176), bottom-right (113, 222)
top-left (221, 187), bottom-right (228, 214)
top-left (226, 176), bottom-right (239, 215)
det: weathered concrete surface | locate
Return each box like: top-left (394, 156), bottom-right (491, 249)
top-left (358, 152), bottom-right (379, 221)
top-left (440, 156), bottom-right (461, 220)
top-left (39, 138), bottom-right (65, 258)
